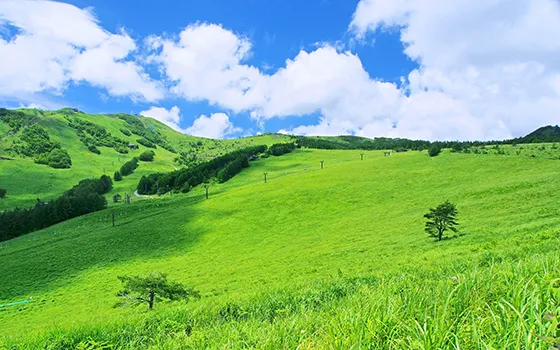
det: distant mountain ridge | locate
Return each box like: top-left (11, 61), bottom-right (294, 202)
top-left (525, 125), bottom-right (560, 137)
top-left (497, 125), bottom-right (560, 145)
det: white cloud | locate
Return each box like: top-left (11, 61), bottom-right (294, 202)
top-left (3, 1), bottom-right (558, 141)
top-left (152, 17), bottom-right (560, 141)
top-left (17, 102), bottom-right (46, 110)
top-left (153, 23), bottom-right (263, 111)
top-left (151, 25), bottom-right (408, 136)
top-left (140, 106), bottom-right (182, 132)
top-left (346, 0), bottom-right (560, 140)
top-left (185, 113), bottom-right (241, 139)
top-left (140, 106), bottom-right (242, 139)
top-left (0, 0), bottom-right (162, 101)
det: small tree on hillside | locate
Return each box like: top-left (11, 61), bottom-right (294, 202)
top-left (0, 188), bottom-right (6, 199)
top-left (428, 143), bottom-right (442, 157)
top-left (424, 200), bottom-right (459, 241)
top-left (114, 171), bottom-right (123, 181)
top-left (139, 150), bottom-right (155, 162)
top-left (116, 272), bottom-right (199, 310)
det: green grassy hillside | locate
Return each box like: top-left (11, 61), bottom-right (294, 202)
top-left (1, 147), bottom-right (559, 348)
top-left (0, 108), bottom-right (289, 210)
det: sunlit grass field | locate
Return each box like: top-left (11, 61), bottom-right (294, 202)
top-left (1, 147), bottom-right (559, 348)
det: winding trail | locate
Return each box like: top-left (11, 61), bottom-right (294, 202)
top-left (133, 190), bottom-right (153, 198)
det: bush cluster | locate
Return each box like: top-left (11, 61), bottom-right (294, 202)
top-left (120, 157), bottom-right (139, 176)
top-left (66, 117), bottom-right (129, 155)
top-left (139, 150), bottom-right (155, 162)
top-left (0, 175), bottom-right (112, 242)
top-left (0, 108), bottom-right (36, 132)
top-left (136, 138), bottom-right (157, 149)
top-left (137, 145), bottom-right (267, 195)
top-left (8, 124), bottom-right (73, 169)
top-left (119, 128), bottom-right (132, 136)
top-left (267, 143), bottom-right (296, 156)
top-left (428, 143), bottom-right (442, 157)
top-left (113, 114), bottom-right (177, 153)
top-left (36, 148), bottom-right (72, 168)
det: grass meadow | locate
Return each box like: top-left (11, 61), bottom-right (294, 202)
top-left (0, 109), bottom-right (289, 210)
top-left (1, 147), bottom-right (559, 348)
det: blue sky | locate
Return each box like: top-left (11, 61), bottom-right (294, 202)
top-left (0, 0), bottom-right (559, 140)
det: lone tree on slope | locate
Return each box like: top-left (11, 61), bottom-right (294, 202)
top-left (116, 272), bottom-right (200, 310)
top-left (424, 200), bottom-right (459, 241)
top-left (428, 143), bottom-right (442, 157)
top-left (0, 188), bottom-right (6, 199)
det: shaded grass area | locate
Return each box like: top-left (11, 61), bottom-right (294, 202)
top-left (0, 197), bottom-right (206, 299)
top-left (0, 148), bottom-right (559, 346)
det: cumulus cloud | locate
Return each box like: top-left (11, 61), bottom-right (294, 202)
top-left (0, 0), bottom-right (163, 101)
top-left (346, 0), bottom-right (560, 140)
top-left (150, 24), bottom-right (406, 136)
top-left (152, 23), bottom-right (263, 111)
top-left (140, 106), bottom-right (182, 131)
top-left (148, 2), bottom-right (560, 140)
top-left (3, 1), bottom-right (558, 141)
top-left (185, 113), bottom-right (241, 139)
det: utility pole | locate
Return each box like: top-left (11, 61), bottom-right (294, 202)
top-left (320, 160), bottom-right (324, 169)
top-left (263, 172), bottom-right (268, 183)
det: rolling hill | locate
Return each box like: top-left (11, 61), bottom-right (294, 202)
top-left (1, 134), bottom-right (560, 348)
top-left (0, 108), bottom-right (290, 211)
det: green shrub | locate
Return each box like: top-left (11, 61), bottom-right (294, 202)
top-left (428, 144), bottom-right (442, 157)
top-left (120, 157), bottom-right (139, 176)
top-left (114, 144), bottom-right (129, 154)
top-left (139, 150), bottom-right (155, 162)
top-left (42, 149), bottom-right (72, 169)
top-left (0, 175), bottom-right (111, 241)
top-left (114, 171), bottom-right (123, 181)
top-left (137, 138), bottom-right (157, 149)
top-left (88, 144), bottom-right (101, 154)
top-left (120, 128), bottom-right (132, 136)
top-left (137, 145), bottom-right (267, 195)
top-left (0, 188), bottom-right (6, 199)
top-left (267, 143), bottom-right (296, 156)
top-left (113, 193), bottom-right (122, 203)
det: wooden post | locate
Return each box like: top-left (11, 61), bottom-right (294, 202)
top-left (264, 172), bottom-right (268, 183)
top-left (320, 160), bottom-right (324, 169)
top-left (112, 211), bottom-right (115, 227)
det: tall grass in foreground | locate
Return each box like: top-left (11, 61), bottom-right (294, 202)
top-left (5, 250), bottom-right (559, 349)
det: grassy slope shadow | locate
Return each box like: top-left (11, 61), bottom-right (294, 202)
top-left (0, 195), bottom-right (208, 301)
